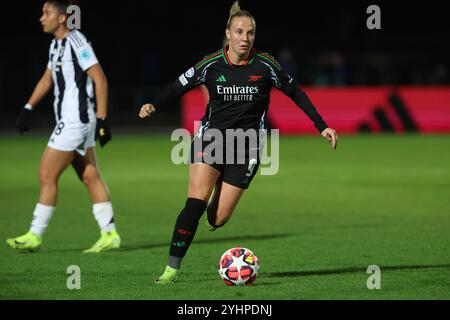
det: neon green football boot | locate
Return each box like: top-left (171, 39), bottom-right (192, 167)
top-left (6, 231), bottom-right (42, 252)
top-left (155, 266), bottom-right (179, 284)
top-left (83, 230), bottom-right (121, 253)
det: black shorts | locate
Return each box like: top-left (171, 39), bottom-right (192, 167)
top-left (189, 129), bottom-right (264, 189)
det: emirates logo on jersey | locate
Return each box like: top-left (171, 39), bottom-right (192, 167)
top-left (217, 85), bottom-right (259, 102)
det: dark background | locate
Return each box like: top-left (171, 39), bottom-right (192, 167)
top-left (0, 0), bottom-right (449, 130)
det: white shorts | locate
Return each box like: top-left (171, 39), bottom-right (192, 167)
top-left (48, 119), bottom-right (96, 156)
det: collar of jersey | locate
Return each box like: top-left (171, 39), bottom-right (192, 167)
top-left (223, 45), bottom-right (255, 67)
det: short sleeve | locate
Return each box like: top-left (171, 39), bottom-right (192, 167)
top-left (67, 31), bottom-right (99, 71)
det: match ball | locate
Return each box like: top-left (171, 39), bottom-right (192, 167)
top-left (218, 247), bottom-right (259, 286)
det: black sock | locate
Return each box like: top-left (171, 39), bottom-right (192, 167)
top-left (169, 198), bottom-right (207, 259)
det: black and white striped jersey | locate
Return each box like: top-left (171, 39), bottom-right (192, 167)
top-left (47, 30), bottom-right (98, 124)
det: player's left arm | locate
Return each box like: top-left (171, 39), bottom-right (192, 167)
top-left (86, 64), bottom-right (111, 147)
top-left (69, 32), bottom-right (111, 147)
top-left (272, 62), bottom-right (338, 150)
top-left (86, 64), bottom-right (108, 119)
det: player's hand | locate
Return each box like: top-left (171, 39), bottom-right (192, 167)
top-left (95, 117), bottom-right (112, 148)
top-left (321, 127), bottom-right (338, 150)
top-left (139, 104), bottom-right (156, 119)
top-left (16, 108), bottom-right (33, 135)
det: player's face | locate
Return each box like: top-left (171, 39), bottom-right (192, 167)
top-left (40, 2), bottom-right (65, 34)
top-left (226, 17), bottom-right (256, 57)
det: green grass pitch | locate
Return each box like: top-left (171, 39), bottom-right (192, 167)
top-left (1, 134), bottom-right (449, 300)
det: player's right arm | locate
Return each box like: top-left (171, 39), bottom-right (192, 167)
top-left (17, 68), bottom-right (53, 134)
top-left (139, 66), bottom-right (202, 119)
top-left (139, 53), bottom-right (216, 119)
top-left (27, 68), bottom-right (53, 108)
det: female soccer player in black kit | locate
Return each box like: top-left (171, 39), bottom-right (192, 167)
top-left (139, 2), bottom-right (338, 284)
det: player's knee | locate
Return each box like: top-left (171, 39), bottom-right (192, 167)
top-left (81, 166), bottom-right (100, 186)
top-left (187, 190), bottom-right (211, 203)
top-left (188, 180), bottom-right (215, 203)
top-left (39, 168), bottom-right (57, 186)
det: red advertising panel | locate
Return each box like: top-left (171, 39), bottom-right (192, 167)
top-left (181, 86), bottom-right (450, 134)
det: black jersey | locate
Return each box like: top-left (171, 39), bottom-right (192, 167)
top-left (152, 45), bottom-right (328, 133)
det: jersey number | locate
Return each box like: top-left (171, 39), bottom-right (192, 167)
top-left (245, 159), bottom-right (258, 177)
top-left (55, 122), bottom-right (65, 136)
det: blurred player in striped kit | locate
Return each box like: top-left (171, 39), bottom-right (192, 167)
top-left (6, 0), bottom-right (121, 253)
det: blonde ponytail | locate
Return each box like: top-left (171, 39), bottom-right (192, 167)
top-left (226, 1), bottom-right (254, 29)
top-left (229, 1), bottom-right (241, 16)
